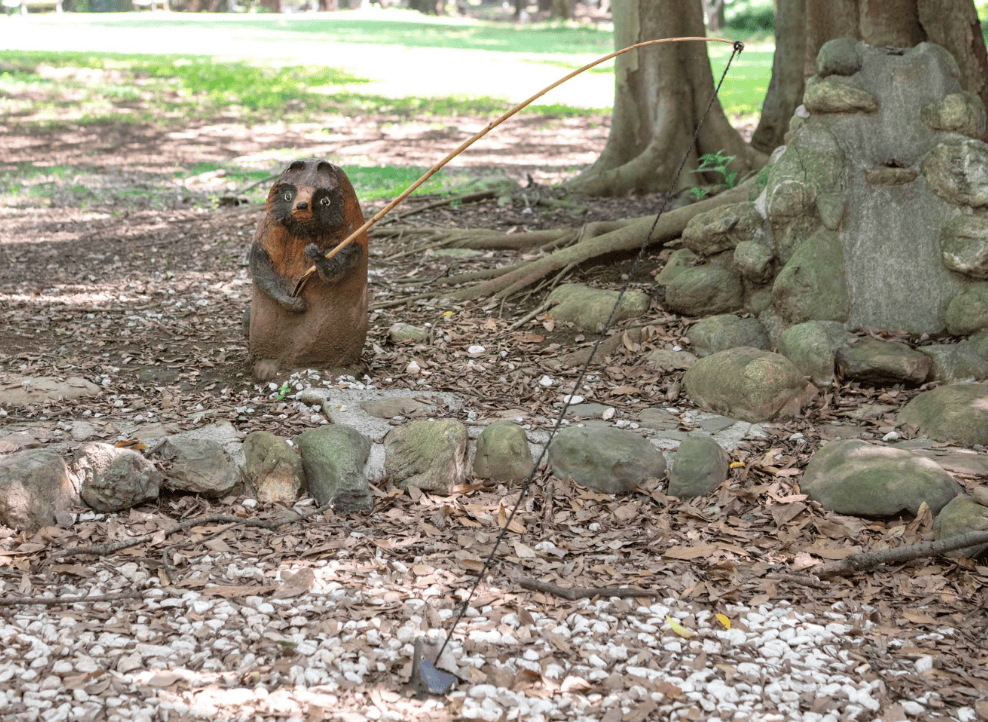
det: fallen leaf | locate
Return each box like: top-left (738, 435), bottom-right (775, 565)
top-left (666, 616), bottom-right (696, 638)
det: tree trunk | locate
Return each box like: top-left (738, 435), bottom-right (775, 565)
top-left (805, 0), bottom-right (988, 141)
top-left (567, 0), bottom-right (765, 197)
top-left (551, 0), bottom-right (569, 18)
top-left (702, 0), bottom-right (725, 32)
top-left (750, 0), bottom-right (807, 153)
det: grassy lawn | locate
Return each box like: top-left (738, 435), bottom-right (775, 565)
top-left (0, 10), bottom-right (772, 118)
top-left (0, 10), bottom-right (772, 203)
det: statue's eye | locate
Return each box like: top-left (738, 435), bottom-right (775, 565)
top-left (319, 197), bottom-right (331, 207)
top-left (283, 190), bottom-right (294, 202)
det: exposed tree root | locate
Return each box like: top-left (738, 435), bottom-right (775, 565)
top-left (448, 183), bottom-right (753, 301)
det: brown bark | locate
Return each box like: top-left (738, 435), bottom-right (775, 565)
top-left (567, 0), bottom-right (765, 198)
top-left (551, 0), bottom-right (569, 18)
top-left (750, 0), bottom-right (807, 154)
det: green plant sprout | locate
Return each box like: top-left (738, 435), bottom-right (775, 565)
top-left (689, 150), bottom-right (738, 198)
top-left (275, 382), bottom-right (291, 400)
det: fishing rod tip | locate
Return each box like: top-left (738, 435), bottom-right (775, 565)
top-left (733, 40), bottom-right (745, 53)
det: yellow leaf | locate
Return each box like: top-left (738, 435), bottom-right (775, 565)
top-left (715, 613), bottom-right (731, 630)
top-left (666, 616), bottom-right (696, 639)
top-left (729, 461), bottom-right (744, 469)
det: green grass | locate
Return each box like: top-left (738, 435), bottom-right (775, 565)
top-left (0, 48), bottom-right (616, 126)
top-left (18, 13), bottom-right (615, 57)
top-left (342, 165), bottom-right (506, 201)
top-left (0, 12), bottom-right (775, 205)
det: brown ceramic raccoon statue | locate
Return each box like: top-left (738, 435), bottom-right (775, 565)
top-left (245, 159), bottom-right (368, 380)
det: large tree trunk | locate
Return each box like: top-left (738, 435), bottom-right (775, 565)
top-left (750, 0), bottom-right (806, 153)
top-left (567, 0), bottom-right (766, 197)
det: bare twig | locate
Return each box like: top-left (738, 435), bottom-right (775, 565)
top-left (507, 299), bottom-right (557, 332)
top-left (812, 529), bottom-right (988, 578)
top-left (52, 503), bottom-right (332, 561)
top-left (0, 590), bottom-right (146, 607)
top-left (371, 291), bottom-right (442, 310)
top-left (507, 568), bottom-right (664, 600)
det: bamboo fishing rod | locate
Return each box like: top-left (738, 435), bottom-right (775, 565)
top-left (291, 35), bottom-right (740, 298)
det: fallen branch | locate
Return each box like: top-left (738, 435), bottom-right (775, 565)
top-left (813, 529), bottom-right (988, 578)
top-left (0, 590), bottom-right (146, 608)
top-left (52, 502), bottom-right (332, 561)
top-left (507, 299), bottom-right (557, 332)
top-left (507, 568), bottom-right (664, 600)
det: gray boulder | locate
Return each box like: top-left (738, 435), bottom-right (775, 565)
top-left (473, 421), bottom-right (534, 483)
top-left (548, 427), bottom-right (666, 495)
top-left (933, 495), bottom-right (988, 558)
top-left (777, 321), bottom-right (851, 387)
top-left (688, 315), bottom-right (770, 358)
top-left (547, 284), bottom-right (650, 332)
top-left (0, 376), bottom-right (100, 408)
top-left (667, 435), bottom-right (731, 499)
top-left (897, 383), bottom-right (988, 447)
top-left (966, 328), bottom-right (988, 357)
top-left (945, 283), bottom-right (988, 335)
top-left (734, 240), bottom-right (775, 284)
top-left (835, 337), bottom-right (932, 384)
top-left (918, 343), bottom-right (988, 383)
top-left (655, 248), bottom-right (698, 286)
top-left (816, 38), bottom-right (863, 77)
top-left (296, 425), bottom-right (373, 513)
top-left (802, 75), bottom-right (879, 114)
top-left (921, 138), bottom-right (988, 208)
top-left (646, 348), bottom-right (698, 372)
top-left (940, 214), bottom-right (988, 278)
top-left (0, 450), bottom-right (79, 532)
top-left (244, 431), bottom-right (305, 505)
top-left (384, 419), bottom-right (469, 493)
top-left (157, 437), bottom-right (240, 497)
top-left (801, 439), bottom-right (962, 517)
top-left (71, 443), bottom-right (161, 512)
top-left (664, 266), bottom-right (744, 317)
top-left (921, 91), bottom-right (987, 138)
top-left (681, 202), bottom-right (766, 257)
top-left (360, 397), bottom-right (434, 419)
top-left (683, 347), bottom-right (817, 423)
top-left (772, 228), bottom-right (850, 324)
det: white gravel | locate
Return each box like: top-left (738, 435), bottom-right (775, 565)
top-left (0, 551), bottom-right (970, 721)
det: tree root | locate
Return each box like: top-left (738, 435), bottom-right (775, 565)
top-left (450, 184), bottom-right (752, 301)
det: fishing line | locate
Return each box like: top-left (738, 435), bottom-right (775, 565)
top-left (432, 40), bottom-right (746, 669)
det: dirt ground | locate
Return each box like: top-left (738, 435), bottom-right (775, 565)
top-left (2, 111), bottom-right (988, 717)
